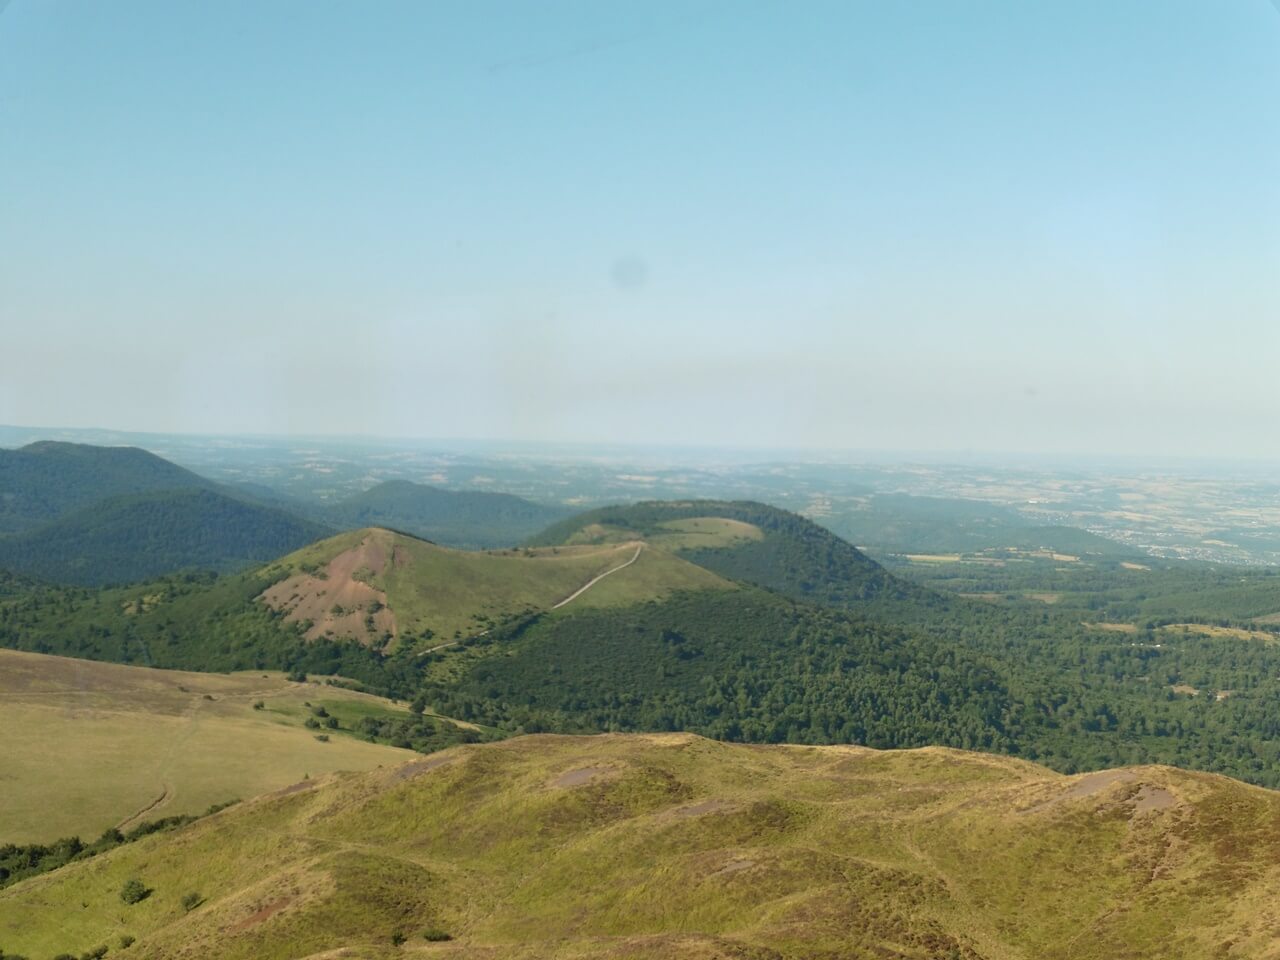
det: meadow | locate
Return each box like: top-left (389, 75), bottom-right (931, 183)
top-left (0, 649), bottom-right (414, 843)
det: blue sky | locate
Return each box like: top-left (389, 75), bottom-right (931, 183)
top-left (1, 1), bottom-right (1277, 456)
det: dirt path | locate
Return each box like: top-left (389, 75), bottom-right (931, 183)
top-left (417, 544), bottom-right (645, 657)
top-left (551, 543), bottom-right (644, 609)
top-left (116, 784), bottom-right (172, 832)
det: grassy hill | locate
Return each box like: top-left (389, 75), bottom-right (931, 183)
top-left (257, 527), bottom-right (734, 651)
top-left (0, 441), bottom-right (211, 534)
top-left (0, 488), bottom-right (332, 586)
top-left (0, 649), bottom-right (418, 844)
top-left (4, 732), bottom-right (1280, 959)
top-left (324, 479), bottom-right (571, 549)
top-left (528, 500), bottom-right (915, 607)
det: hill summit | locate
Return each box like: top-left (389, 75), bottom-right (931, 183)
top-left (257, 526), bottom-right (733, 651)
top-left (528, 499), bottom-right (910, 605)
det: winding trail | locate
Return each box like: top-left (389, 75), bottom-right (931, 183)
top-left (551, 543), bottom-right (644, 609)
top-left (116, 785), bottom-right (172, 832)
top-left (417, 543), bottom-right (646, 656)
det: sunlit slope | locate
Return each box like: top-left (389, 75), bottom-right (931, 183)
top-left (0, 649), bottom-right (414, 843)
top-left (257, 527), bottom-right (734, 650)
top-left (529, 500), bottom-right (919, 607)
top-left (7, 733), bottom-right (1280, 959)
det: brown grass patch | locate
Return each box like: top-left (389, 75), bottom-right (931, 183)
top-left (227, 896), bottom-right (294, 933)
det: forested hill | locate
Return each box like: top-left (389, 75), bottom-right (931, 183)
top-left (0, 488), bottom-right (331, 586)
top-left (324, 479), bottom-right (571, 549)
top-left (0, 441), bottom-right (212, 533)
top-left (528, 499), bottom-right (920, 606)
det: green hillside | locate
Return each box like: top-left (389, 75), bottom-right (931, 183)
top-left (0, 441), bottom-right (212, 533)
top-left (425, 588), bottom-right (1012, 752)
top-left (528, 500), bottom-right (914, 606)
top-left (5, 733), bottom-right (1280, 960)
top-left (0, 488), bottom-right (332, 586)
top-left (257, 527), bottom-right (734, 651)
top-left (324, 479), bottom-right (571, 549)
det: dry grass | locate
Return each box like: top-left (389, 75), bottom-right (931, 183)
top-left (1159, 623), bottom-right (1277, 643)
top-left (5, 733), bottom-right (1280, 959)
top-left (0, 649), bottom-right (413, 842)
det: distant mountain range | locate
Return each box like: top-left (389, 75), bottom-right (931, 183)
top-left (0, 487), bottom-right (331, 586)
top-left (320, 477), bottom-right (571, 549)
top-left (0, 442), bottom-right (571, 585)
top-left (0, 441), bottom-right (214, 534)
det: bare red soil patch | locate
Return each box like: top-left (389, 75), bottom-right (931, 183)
top-left (227, 896), bottom-right (294, 933)
top-left (259, 534), bottom-right (398, 645)
top-left (1131, 785), bottom-right (1176, 814)
top-left (552, 766), bottom-right (617, 788)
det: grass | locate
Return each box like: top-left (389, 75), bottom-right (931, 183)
top-left (646, 517), bottom-right (765, 551)
top-left (0, 649), bottom-right (414, 843)
top-left (4, 733), bottom-right (1280, 959)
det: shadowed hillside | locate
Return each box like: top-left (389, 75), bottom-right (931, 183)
top-left (4, 733), bottom-right (1280, 959)
top-left (0, 488), bottom-right (332, 586)
top-left (0, 441), bottom-right (212, 533)
top-left (324, 479), bottom-right (571, 549)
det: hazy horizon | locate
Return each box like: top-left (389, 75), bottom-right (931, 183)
top-left (8, 420), bottom-right (1280, 472)
top-left (3, 1), bottom-right (1278, 457)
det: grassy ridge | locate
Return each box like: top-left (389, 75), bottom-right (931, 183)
top-left (4, 733), bottom-right (1280, 958)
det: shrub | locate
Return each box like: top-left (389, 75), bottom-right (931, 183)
top-left (422, 928), bottom-right (453, 942)
top-left (119, 878), bottom-right (150, 904)
top-left (304, 717), bottom-right (321, 729)
top-left (81, 947), bottom-right (108, 960)
top-left (390, 931), bottom-right (407, 946)
top-left (325, 716), bottom-right (339, 729)
top-left (180, 891), bottom-right (202, 912)
top-left (118, 935), bottom-right (135, 948)
top-left (314, 734), bottom-right (330, 742)
top-left (252, 700), bottom-right (265, 710)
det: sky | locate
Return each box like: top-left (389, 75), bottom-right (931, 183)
top-left (1, 1), bottom-right (1278, 457)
